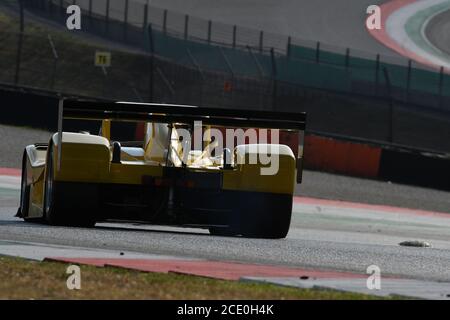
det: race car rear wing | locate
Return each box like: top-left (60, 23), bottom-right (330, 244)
top-left (57, 99), bottom-right (307, 181)
top-left (60, 99), bottom-right (306, 130)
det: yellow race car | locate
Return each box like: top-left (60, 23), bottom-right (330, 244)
top-left (18, 99), bottom-right (306, 239)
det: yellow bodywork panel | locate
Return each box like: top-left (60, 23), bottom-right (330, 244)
top-left (101, 119), bottom-right (111, 141)
top-left (52, 133), bottom-right (163, 185)
top-left (53, 143), bottom-right (111, 183)
top-left (24, 145), bottom-right (47, 216)
top-left (50, 133), bottom-right (296, 193)
top-left (53, 132), bottom-right (110, 183)
top-left (29, 171), bottom-right (45, 217)
top-left (223, 145), bottom-right (297, 195)
top-left (109, 161), bottom-right (163, 184)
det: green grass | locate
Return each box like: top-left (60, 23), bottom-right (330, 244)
top-left (0, 256), bottom-right (387, 300)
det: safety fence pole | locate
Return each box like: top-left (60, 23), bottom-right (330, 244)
top-left (105, 0), bottom-right (110, 36)
top-left (148, 24), bottom-right (154, 101)
top-left (156, 67), bottom-right (175, 100)
top-left (101, 66), bottom-right (108, 98)
top-left (345, 48), bottom-right (350, 69)
top-left (438, 66), bottom-right (444, 108)
top-left (315, 42), bottom-right (320, 63)
top-left (219, 47), bottom-right (234, 78)
top-left (131, 87), bottom-right (144, 102)
top-left (14, 0), bottom-right (25, 86)
top-left (207, 20), bottom-right (212, 44)
top-left (163, 9), bottom-right (168, 34)
top-left (48, 0), bottom-right (53, 17)
top-left (232, 25), bottom-right (237, 48)
top-left (47, 34), bottom-right (59, 90)
top-left (88, 0), bottom-right (92, 29)
top-left (186, 49), bottom-right (204, 79)
top-left (271, 48), bottom-right (277, 111)
top-left (375, 54), bottom-right (380, 96)
top-left (406, 60), bottom-right (412, 104)
top-left (259, 31), bottom-right (264, 53)
top-left (143, 2), bottom-right (148, 31)
top-left (246, 46), bottom-right (265, 78)
top-left (186, 48), bottom-right (205, 106)
top-left (383, 67), bottom-right (394, 144)
top-left (286, 36), bottom-right (291, 58)
top-left (59, 0), bottom-right (64, 19)
top-left (124, 0), bottom-right (129, 41)
top-left (219, 48), bottom-right (234, 106)
top-left (184, 15), bottom-right (189, 40)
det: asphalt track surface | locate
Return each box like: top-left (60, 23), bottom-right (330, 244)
top-left (141, 0), bottom-right (397, 56)
top-left (425, 8), bottom-right (450, 56)
top-left (2, 187), bottom-right (450, 282)
top-left (1, 125), bottom-right (450, 284)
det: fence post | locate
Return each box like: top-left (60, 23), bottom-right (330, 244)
top-left (232, 25), bottom-right (236, 48)
top-left (186, 48), bottom-right (205, 106)
top-left (14, 0), bottom-right (25, 86)
top-left (105, 0), bottom-right (110, 36)
top-left (345, 48), bottom-right (350, 69)
top-left (88, 0), bottom-right (92, 29)
top-left (143, 3), bottom-right (148, 30)
top-left (219, 47), bottom-right (234, 106)
top-left (406, 59), bottom-right (412, 103)
top-left (148, 24), bottom-right (154, 102)
top-left (259, 31), bottom-right (264, 53)
top-left (382, 67), bottom-right (394, 143)
top-left (48, 34), bottom-right (59, 90)
top-left (101, 66), bottom-right (108, 98)
top-left (59, 0), bottom-right (64, 19)
top-left (48, 0), bottom-right (53, 17)
top-left (246, 46), bottom-right (264, 78)
top-left (439, 66), bottom-right (444, 108)
top-left (163, 9), bottom-right (168, 34)
top-left (315, 42), bottom-right (321, 63)
top-left (184, 14), bottom-right (189, 40)
top-left (186, 48), bottom-right (204, 79)
top-left (271, 48), bottom-right (277, 111)
top-left (207, 20), bottom-right (212, 44)
top-left (156, 68), bottom-right (175, 101)
top-left (375, 54), bottom-right (380, 96)
top-left (124, 0), bottom-right (129, 41)
top-left (219, 47), bottom-right (234, 78)
top-left (286, 36), bottom-right (291, 58)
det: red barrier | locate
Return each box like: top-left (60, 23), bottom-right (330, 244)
top-left (304, 135), bottom-right (381, 178)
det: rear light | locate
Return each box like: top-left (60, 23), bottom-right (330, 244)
top-left (154, 178), bottom-right (170, 187)
top-left (176, 180), bottom-right (195, 188)
top-left (142, 176), bottom-right (195, 188)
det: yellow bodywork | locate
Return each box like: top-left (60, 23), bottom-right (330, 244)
top-left (223, 145), bottom-right (296, 195)
top-left (25, 121), bottom-right (298, 217)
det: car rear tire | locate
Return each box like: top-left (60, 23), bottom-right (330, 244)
top-left (44, 144), bottom-right (95, 228)
top-left (209, 192), bottom-right (292, 239)
top-left (208, 227), bottom-right (236, 237)
top-left (44, 144), bottom-right (63, 225)
top-left (233, 192), bottom-right (292, 239)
